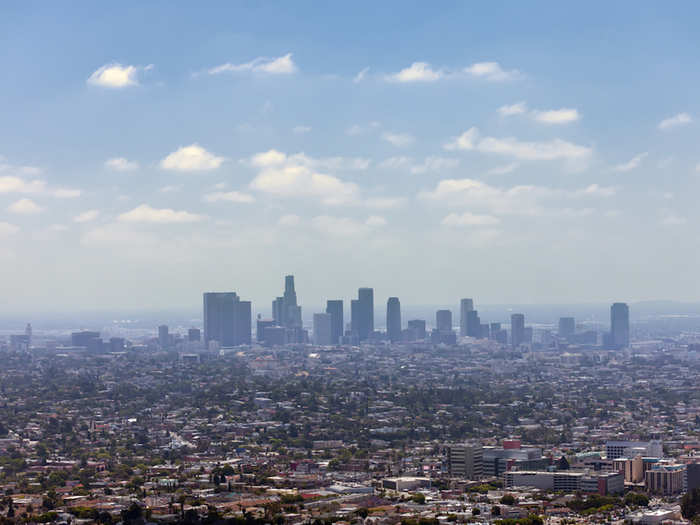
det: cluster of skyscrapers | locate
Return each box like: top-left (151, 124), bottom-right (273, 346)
top-left (199, 274), bottom-right (631, 350)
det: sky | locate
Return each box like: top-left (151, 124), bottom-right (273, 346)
top-left (1, 2), bottom-right (700, 314)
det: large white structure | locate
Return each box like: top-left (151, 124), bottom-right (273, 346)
top-left (605, 440), bottom-right (663, 460)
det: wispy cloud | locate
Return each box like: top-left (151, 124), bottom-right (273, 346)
top-left (118, 204), bottom-right (204, 224)
top-left (381, 132), bottom-right (415, 148)
top-left (444, 127), bottom-right (591, 161)
top-left (658, 112), bottom-right (692, 131)
top-left (208, 53), bottom-right (297, 75)
top-left (7, 198), bottom-right (42, 214)
top-left (105, 157), bottom-right (139, 171)
top-left (613, 152), bottom-right (648, 172)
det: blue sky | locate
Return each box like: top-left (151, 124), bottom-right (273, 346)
top-left (1, 2), bottom-right (699, 313)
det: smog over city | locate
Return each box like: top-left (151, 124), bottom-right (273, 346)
top-left (1, 3), bottom-right (699, 525)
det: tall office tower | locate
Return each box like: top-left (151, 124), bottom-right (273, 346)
top-left (204, 292), bottom-right (251, 346)
top-left (256, 319), bottom-right (275, 342)
top-left (459, 298), bottom-right (474, 336)
top-left (233, 300), bottom-right (252, 345)
top-left (204, 292), bottom-right (238, 346)
top-left (25, 323), bottom-right (32, 347)
top-left (436, 309), bottom-right (452, 332)
top-left (325, 300), bottom-right (343, 344)
top-left (511, 313), bottom-right (525, 348)
top-left (354, 287), bottom-right (374, 341)
top-left (407, 319), bottom-right (427, 340)
top-left (610, 302), bottom-right (630, 348)
top-left (188, 328), bottom-right (201, 342)
top-left (386, 297), bottom-right (402, 342)
top-left (313, 313), bottom-right (332, 345)
top-left (466, 310), bottom-right (481, 337)
top-left (283, 275), bottom-right (302, 327)
top-left (558, 317), bottom-right (575, 339)
top-left (489, 322), bottom-right (501, 340)
top-left (350, 299), bottom-right (360, 336)
top-left (158, 325), bottom-right (169, 348)
top-left (446, 444), bottom-right (484, 480)
top-left (272, 297), bottom-right (284, 325)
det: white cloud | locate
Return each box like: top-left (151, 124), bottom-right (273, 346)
top-left (0, 176), bottom-right (45, 194)
top-left (208, 53), bottom-right (297, 75)
top-left (249, 149), bottom-right (359, 205)
top-left (444, 128), bottom-right (479, 151)
top-left (117, 204), bottom-right (204, 224)
top-left (278, 214), bottom-right (301, 227)
top-left (353, 67), bottom-right (369, 83)
top-left (387, 62), bottom-right (443, 83)
top-left (8, 198), bottom-right (42, 214)
top-left (498, 102), bottom-right (527, 116)
top-left (53, 188), bottom-right (82, 198)
top-left (444, 126), bottom-right (591, 161)
top-left (365, 215), bottom-right (387, 227)
top-left (488, 162), bottom-right (520, 175)
top-left (48, 224), bottom-right (69, 232)
top-left (420, 178), bottom-right (612, 217)
top-left (382, 132), bottom-right (415, 148)
top-left (87, 63), bottom-right (149, 88)
top-left (105, 157), bottom-right (139, 171)
top-left (203, 191), bottom-right (255, 203)
top-left (465, 61), bottom-right (519, 81)
top-left (441, 212), bottom-right (500, 226)
top-left (0, 222), bottom-right (19, 237)
top-left (292, 125), bottom-right (311, 134)
top-left (498, 102), bottom-right (580, 124)
top-left (658, 113), bottom-right (692, 131)
top-left (160, 144), bottom-right (224, 172)
top-left (613, 152), bottom-right (648, 172)
top-left (532, 108), bottom-right (580, 124)
top-left (74, 210), bottom-right (100, 223)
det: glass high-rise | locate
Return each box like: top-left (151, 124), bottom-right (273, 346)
top-left (325, 300), bottom-right (343, 344)
top-left (460, 298), bottom-right (474, 337)
top-left (511, 313), bottom-right (525, 348)
top-left (610, 303), bottom-right (629, 348)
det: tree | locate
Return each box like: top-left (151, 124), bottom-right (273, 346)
top-left (500, 494), bottom-right (515, 505)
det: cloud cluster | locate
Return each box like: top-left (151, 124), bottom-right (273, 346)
top-left (420, 178), bottom-right (614, 217)
top-left (118, 204), bottom-right (204, 224)
top-left (160, 144), bottom-right (224, 172)
top-left (499, 102), bottom-right (580, 124)
top-left (248, 149), bottom-right (360, 205)
top-left (386, 61), bottom-right (519, 83)
top-left (444, 127), bottom-right (591, 161)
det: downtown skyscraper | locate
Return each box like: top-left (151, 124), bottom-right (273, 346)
top-left (386, 297), bottom-right (401, 343)
top-left (272, 275), bottom-right (302, 329)
top-left (459, 298), bottom-right (474, 337)
top-left (351, 287), bottom-right (374, 341)
top-left (203, 292), bottom-right (251, 347)
top-left (325, 300), bottom-right (343, 345)
top-left (610, 302), bottom-right (630, 348)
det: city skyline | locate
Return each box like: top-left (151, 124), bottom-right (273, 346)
top-left (2, 2), bottom-right (700, 312)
